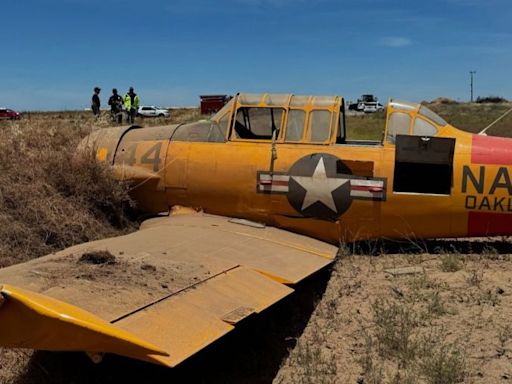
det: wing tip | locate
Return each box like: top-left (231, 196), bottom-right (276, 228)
top-left (0, 284), bottom-right (170, 359)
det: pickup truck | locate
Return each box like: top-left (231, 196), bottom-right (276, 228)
top-left (348, 94), bottom-right (384, 113)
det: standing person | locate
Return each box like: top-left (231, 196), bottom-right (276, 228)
top-left (108, 88), bottom-right (124, 124)
top-left (124, 87), bottom-right (140, 124)
top-left (91, 87), bottom-right (101, 117)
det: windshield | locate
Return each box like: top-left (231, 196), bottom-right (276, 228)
top-left (418, 105), bottom-right (447, 126)
top-left (389, 99), bottom-right (447, 126)
top-left (389, 99), bottom-right (418, 111)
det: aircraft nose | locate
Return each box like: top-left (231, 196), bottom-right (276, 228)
top-left (77, 126), bottom-right (131, 164)
top-left (77, 124), bottom-right (176, 213)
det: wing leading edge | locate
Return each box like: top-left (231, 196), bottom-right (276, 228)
top-left (0, 211), bottom-right (337, 367)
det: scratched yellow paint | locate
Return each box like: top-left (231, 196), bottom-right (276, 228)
top-left (96, 147), bottom-right (108, 161)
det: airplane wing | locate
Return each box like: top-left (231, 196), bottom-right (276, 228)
top-left (0, 211), bottom-right (336, 367)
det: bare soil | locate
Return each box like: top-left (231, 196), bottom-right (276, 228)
top-left (275, 242), bottom-right (512, 383)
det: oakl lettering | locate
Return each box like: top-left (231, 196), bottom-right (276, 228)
top-left (479, 196), bottom-right (491, 210)
top-left (464, 196), bottom-right (512, 212)
top-left (493, 197), bottom-right (505, 211)
top-left (465, 195), bottom-right (477, 209)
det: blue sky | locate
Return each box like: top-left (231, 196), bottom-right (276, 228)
top-left (1, 0), bottom-right (511, 110)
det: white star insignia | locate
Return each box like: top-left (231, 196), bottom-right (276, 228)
top-left (291, 157), bottom-right (349, 213)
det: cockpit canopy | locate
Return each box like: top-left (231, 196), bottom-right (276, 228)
top-left (172, 93), bottom-right (448, 146)
top-left (215, 93), bottom-right (342, 144)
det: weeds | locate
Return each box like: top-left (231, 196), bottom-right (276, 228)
top-left (426, 291), bottom-right (449, 318)
top-left (371, 298), bottom-right (418, 365)
top-left (466, 269), bottom-right (483, 287)
top-left (417, 340), bottom-right (466, 384)
top-left (407, 274), bottom-right (446, 292)
top-left (388, 371), bottom-right (418, 384)
top-left (440, 254), bottom-right (463, 272)
top-left (360, 297), bottom-right (467, 384)
top-left (495, 325), bottom-right (512, 360)
top-left (479, 245), bottom-right (510, 261)
top-left (358, 328), bottom-right (384, 384)
top-left (286, 341), bottom-right (337, 384)
top-left (498, 324), bottom-right (512, 344)
top-left (477, 289), bottom-right (501, 306)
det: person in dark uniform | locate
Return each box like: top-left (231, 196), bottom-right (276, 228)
top-left (108, 88), bottom-right (123, 124)
top-left (91, 87), bottom-right (101, 117)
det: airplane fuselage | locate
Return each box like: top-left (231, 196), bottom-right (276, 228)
top-left (85, 94), bottom-right (512, 244)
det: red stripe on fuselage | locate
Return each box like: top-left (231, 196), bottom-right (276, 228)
top-left (350, 185), bottom-right (382, 193)
top-left (468, 211), bottom-right (512, 236)
top-left (472, 135), bottom-right (512, 165)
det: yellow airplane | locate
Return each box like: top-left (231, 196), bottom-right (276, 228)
top-left (0, 93), bottom-right (511, 368)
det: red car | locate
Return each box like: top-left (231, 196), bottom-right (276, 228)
top-left (0, 108), bottom-right (21, 120)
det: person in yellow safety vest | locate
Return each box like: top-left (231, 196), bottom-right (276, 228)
top-left (124, 87), bottom-right (141, 124)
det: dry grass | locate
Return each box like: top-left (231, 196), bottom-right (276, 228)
top-left (440, 254), bottom-right (463, 272)
top-left (0, 114), bottom-right (131, 267)
top-left (0, 109), bottom-right (201, 268)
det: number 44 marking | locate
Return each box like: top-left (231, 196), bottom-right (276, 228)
top-left (141, 142), bottom-right (162, 172)
top-left (125, 142), bottom-right (162, 172)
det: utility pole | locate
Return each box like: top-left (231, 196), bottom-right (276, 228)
top-left (469, 70), bottom-right (476, 102)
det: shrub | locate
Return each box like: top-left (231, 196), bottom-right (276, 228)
top-left (476, 96), bottom-right (508, 103)
top-left (440, 254), bottom-right (463, 272)
top-left (371, 298), bottom-right (418, 365)
top-left (0, 114), bottom-right (135, 267)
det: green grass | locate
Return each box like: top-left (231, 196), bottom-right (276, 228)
top-left (345, 111), bottom-right (386, 141)
top-left (428, 102), bottom-right (512, 136)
